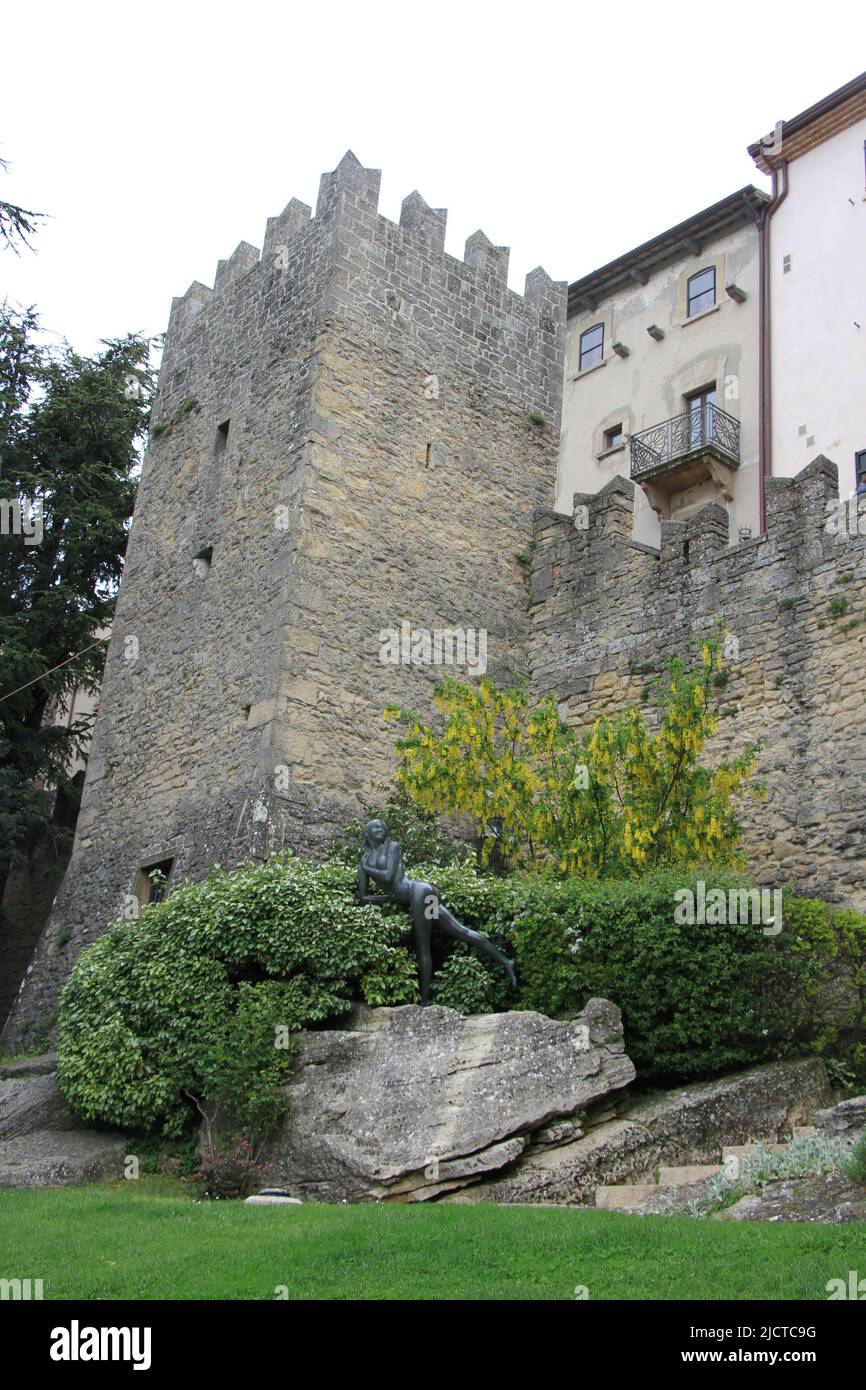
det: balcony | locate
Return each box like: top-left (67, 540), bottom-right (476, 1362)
top-left (627, 403), bottom-right (741, 500)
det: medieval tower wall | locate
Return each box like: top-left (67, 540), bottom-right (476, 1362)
top-left (530, 457), bottom-right (866, 907)
top-left (2, 153), bottom-right (566, 1046)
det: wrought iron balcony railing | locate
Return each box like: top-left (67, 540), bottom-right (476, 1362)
top-left (627, 403), bottom-right (741, 481)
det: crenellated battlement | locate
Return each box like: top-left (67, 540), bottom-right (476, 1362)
top-left (165, 150), bottom-right (566, 310)
top-left (162, 151), bottom-right (566, 392)
top-left (534, 456), bottom-right (860, 588)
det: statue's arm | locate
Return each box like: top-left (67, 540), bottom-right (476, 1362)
top-left (384, 840), bottom-right (403, 880)
top-left (358, 862), bottom-right (390, 906)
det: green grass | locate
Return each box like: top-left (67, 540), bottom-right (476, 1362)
top-left (1, 1177), bottom-right (864, 1300)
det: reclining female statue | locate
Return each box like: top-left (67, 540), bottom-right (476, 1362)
top-left (358, 818), bottom-right (517, 1005)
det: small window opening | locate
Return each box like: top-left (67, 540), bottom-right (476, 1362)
top-left (604, 424), bottom-right (624, 450)
top-left (214, 420), bottom-right (230, 456)
top-left (135, 858), bottom-right (174, 908)
top-left (193, 545), bottom-right (213, 579)
top-left (682, 540), bottom-right (690, 564)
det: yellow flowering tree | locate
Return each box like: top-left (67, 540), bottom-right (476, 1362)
top-left (384, 632), bottom-right (762, 878)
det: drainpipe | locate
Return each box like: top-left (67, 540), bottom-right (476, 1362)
top-left (758, 159), bottom-right (789, 532)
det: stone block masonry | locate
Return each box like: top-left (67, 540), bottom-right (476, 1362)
top-left (530, 456), bottom-right (866, 907)
top-left (1, 153), bottom-right (566, 1047)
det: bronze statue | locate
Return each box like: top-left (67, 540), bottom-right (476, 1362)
top-left (358, 819), bottom-right (517, 1004)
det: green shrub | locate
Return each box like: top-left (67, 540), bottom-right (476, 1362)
top-left (331, 787), bottom-right (469, 870)
top-left (505, 869), bottom-right (795, 1083)
top-left (431, 948), bottom-right (507, 1015)
top-left (842, 1132), bottom-right (866, 1185)
top-left (57, 855), bottom-right (419, 1138)
top-left (780, 897), bottom-right (866, 1078)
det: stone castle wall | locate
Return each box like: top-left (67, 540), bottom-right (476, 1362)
top-left (530, 457), bottom-right (866, 907)
top-left (2, 154), bottom-right (566, 1046)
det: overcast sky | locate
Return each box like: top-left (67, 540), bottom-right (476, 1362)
top-left (3, 2), bottom-right (864, 357)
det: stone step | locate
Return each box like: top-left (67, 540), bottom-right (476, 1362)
top-left (722, 1142), bottom-right (785, 1162)
top-left (595, 1184), bottom-right (660, 1210)
top-left (657, 1164), bottom-right (723, 1186)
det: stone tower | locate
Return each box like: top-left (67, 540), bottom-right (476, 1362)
top-left (3, 153), bottom-right (566, 1046)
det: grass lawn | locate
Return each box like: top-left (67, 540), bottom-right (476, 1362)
top-left (1, 1176), bottom-right (863, 1300)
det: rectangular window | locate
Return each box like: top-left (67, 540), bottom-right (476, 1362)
top-left (856, 449), bottom-right (866, 488)
top-left (687, 267), bottom-right (716, 317)
top-left (604, 424), bottom-right (624, 449)
top-left (579, 323), bottom-right (604, 371)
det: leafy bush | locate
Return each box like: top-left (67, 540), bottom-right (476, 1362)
top-left (780, 897), bottom-right (866, 1081)
top-left (504, 869), bottom-right (796, 1083)
top-left (431, 948), bottom-right (508, 1015)
top-left (57, 855), bottom-right (419, 1138)
top-left (188, 1134), bottom-right (262, 1200)
top-left (842, 1132), bottom-right (866, 1186)
top-left (331, 786), bottom-right (470, 870)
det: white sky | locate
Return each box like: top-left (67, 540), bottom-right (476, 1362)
top-left (2, 1), bottom-right (864, 357)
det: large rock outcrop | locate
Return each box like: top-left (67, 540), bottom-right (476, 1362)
top-left (261, 998), bottom-right (634, 1201)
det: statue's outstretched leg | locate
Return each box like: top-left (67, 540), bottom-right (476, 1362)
top-left (412, 915), bottom-right (434, 1005)
top-left (435, 906), bottom-right (517, 990)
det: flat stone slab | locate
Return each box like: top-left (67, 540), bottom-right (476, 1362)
top-left (260, 997), bottom-right (634, 1202)
top-left (245, 1195), bottom-right (303, 1206)
top-left (712, 1195), bottom-right (765, 1221)
top-left (722, 1142), bottom-right (785, 1160)
top-left (0, 1070), bottom-right (127, 1188)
